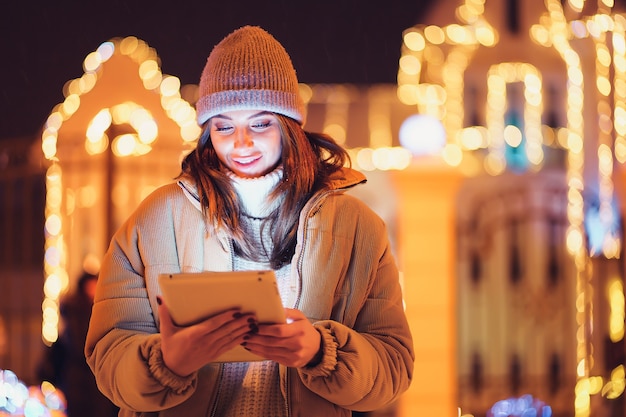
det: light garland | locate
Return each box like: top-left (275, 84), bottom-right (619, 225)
top-left (585, 13), bottom-right (621, 259)
top-left (397, 0), bottom-right (496, 168)
top-left (485, 62), bottom-right (544, 174)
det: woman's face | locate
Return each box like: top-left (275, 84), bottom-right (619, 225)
top-left (209, 110), bottom-right (282, 178)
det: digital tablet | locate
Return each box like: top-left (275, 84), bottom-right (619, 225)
top-left (158, 270), bottom-right (286, 362)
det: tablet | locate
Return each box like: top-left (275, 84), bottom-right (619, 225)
top-left (158, 270), bottom-right (286, 362)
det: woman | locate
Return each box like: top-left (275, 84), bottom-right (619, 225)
top-left (85, 25), bottom-right (414, 417)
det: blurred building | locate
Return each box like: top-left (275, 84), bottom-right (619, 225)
top-left (398, 1), bottom-right (625, 416)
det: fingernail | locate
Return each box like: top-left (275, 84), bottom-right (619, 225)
top-left (249, 324), bottom-right (259, 333)
top-left (241, 342), bottom-right (247, 347)
top-left (156, 296), bottom-right (162, 305)
top-left (233, 312), bottom-right (243, 319)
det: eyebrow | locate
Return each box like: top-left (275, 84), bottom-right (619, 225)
top-left (212, 111), bottom-right (273, 121)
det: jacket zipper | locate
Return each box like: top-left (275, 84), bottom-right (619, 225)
top-left (293, 189), bottom-right (332, 308)
top-left (208, 364), bottom-right (224, 417)
top-left (284, 367), bottom-right (291, 417)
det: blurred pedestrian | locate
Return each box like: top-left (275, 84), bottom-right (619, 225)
top-left (37, 271), bottom-right (118, 417)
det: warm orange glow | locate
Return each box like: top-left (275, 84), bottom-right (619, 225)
top-left (392, 163), bottom-right (462, 417)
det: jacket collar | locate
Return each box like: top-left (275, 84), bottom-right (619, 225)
top-left (328, 167), bottom-right (367, 190)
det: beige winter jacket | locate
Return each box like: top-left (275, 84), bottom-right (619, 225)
top-left (85, 167), bottom-right (414, 417)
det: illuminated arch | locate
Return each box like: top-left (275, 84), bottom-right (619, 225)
top-left (41, 37), bottom-right (200, 345)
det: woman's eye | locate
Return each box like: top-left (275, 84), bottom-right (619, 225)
top-left (251, 121), bottom-right (271, 129)
top-left (215, 125), bottom-right (233, 132)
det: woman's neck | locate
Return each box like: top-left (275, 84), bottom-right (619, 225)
top-left (227, 167), bottom-right (283, 218)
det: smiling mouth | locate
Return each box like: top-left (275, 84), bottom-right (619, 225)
top-left (233, 155), bottom-right (261, 165)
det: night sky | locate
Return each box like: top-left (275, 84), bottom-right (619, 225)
top-left (0, 0), bottom-right (433, 140)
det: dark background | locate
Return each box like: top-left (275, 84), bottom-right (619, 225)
top-left (0, 0), bottom-right (434, 140)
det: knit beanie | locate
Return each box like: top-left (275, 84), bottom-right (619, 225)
top-left (196, 26), bottom-right (306, 126)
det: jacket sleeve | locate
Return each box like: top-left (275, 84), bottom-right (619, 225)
top-left (295, 195), bottom-right (415, 411)
top-left (84, 185), bottom-right (199, 411)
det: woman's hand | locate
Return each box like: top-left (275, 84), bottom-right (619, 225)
top-left (156, 296), bottom-right (256, 376)
top-left (241, 308), bottom-right (322, 368)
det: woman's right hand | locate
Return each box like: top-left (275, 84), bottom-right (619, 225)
top-left (156, 296), bottom-right (256, 376)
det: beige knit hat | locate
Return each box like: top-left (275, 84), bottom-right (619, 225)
top-left (196, 26), bottom-right (306, 126)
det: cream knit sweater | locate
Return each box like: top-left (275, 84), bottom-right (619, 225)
top-left (214, 168), bottom-right (289, 417)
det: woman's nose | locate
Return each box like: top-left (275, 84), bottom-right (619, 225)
top-left (234, 129), bottom-right (252, 147)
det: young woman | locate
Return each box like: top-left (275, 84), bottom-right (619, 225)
top-left (85, 25), bottom-right (414, 417)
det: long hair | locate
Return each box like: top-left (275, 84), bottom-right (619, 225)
top-left (178, 114), bottom-right (350, 269)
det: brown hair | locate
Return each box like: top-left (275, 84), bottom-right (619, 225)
top-left (178, 114), bottom-right (350, 269)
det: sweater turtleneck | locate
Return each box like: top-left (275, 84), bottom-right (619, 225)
top-left (226, 167), bottom-right (283, 219)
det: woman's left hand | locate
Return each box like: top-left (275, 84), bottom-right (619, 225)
top-left (242, 308), bottom-right (322, 368)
